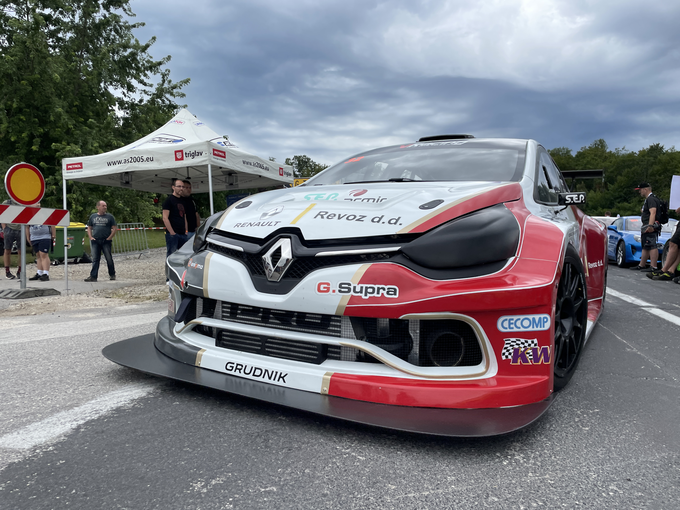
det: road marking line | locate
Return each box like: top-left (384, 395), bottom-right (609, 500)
top-left (0, 311), bottom-right (166, 345)
top-left (0, 383), bottom-right (157, 450)
top-left (607, 288), bottom-right (680, 327)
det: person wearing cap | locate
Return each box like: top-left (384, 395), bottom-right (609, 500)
top-left (630, 182), bottom-right (661, 272)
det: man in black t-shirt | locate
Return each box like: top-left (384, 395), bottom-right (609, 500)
top-left (182, 180), bottom-right (201, 237)
top-left (162, 178), bottom-right (189, 257)
top-left (631, 182), bottom-right (661, 272)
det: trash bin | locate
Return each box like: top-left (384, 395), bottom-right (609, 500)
top-left (51, 222), bottom-right (87, 263)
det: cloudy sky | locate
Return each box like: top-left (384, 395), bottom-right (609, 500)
top-left (131, 0), bottom-right (680, 167)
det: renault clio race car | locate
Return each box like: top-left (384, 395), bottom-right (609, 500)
top-left (104, 135), bottom-right (608, 436)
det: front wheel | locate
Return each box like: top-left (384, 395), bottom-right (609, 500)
top-left (553, 245), bottom-right (588, 391)
top-left (616, 241), bottom-right (626, 267)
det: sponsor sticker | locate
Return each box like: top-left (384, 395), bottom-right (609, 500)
top-left (588, 260), bottom-right (603, 269)
top-left (174, 150), bottom-right (184, 161)
top-left (233, 221), bottom-right (281, 228)
top-left (279, 167), bottom-right (284, 176)
top-left (260, 206), bottom-right (284, 220)
top-left (212, 148), bottom-right (226, 159)
top-left (313, 211), bottom-right (402, 225)
top-left (316, 281), bottom-right (399, 299)
top-left (66, 162), bottom-right (83, 171)
top-left (225, 361), bottom-right (288, 384)
top-left (497, 314), bottom-right (551, 332)
top-left (501, 338), bottom-right (551, 365)
top-left (188, 260), bottom-right (203, 270)
top-left (304, 193), bottom-right (339, 201)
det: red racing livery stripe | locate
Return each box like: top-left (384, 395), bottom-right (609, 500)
top-left (402, 183), bottom-right (522, 234)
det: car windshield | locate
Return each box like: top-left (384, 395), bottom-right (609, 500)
top-left (662, 219), bottom-right (678, 233)
top-left (626, 218), bottom-right (642, 230)
top-left (305, 141), bottom-right (526, 185)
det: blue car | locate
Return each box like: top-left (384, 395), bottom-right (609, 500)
top-left (607, 215), bottom-right (678, 267)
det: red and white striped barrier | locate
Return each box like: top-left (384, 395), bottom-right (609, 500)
top-left (0, 204), bottom-right (70, 226)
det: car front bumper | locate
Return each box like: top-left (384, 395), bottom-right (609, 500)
top-left (103, 327), bottom-right (555, 438)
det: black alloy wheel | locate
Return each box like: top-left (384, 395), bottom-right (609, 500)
top-left (553, 245), bottom-right (588, 390)
top-left (616, 241), bottom-right (626, 267)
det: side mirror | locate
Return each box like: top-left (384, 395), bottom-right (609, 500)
top-left (607, 225), bottom-right (618, 232)
top-left (558, 192), bottom-right (587, 206)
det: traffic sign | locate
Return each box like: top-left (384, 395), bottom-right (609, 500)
top-left (4, 162), bottom-right (45, 205)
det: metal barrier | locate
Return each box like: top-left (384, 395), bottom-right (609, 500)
top-left (113, 223), bottom-right (150, 257)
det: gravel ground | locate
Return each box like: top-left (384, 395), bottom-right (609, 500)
top-left (0, 248), bottom-right (169, 317)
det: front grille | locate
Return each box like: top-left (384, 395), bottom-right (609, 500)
top-left (221, 301), bottom-right (343, 337)
top-left (192, 298), bottom-right (483, 368)
top-left (217, 330), bottom-right (342, 365)
top-left (206, 242), bottom-right (394, 281)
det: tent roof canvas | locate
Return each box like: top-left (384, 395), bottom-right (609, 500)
top-left (61, 109), bottom-right (293, 194)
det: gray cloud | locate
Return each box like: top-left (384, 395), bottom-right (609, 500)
top-left (131, 0), bottom-right (680, 165)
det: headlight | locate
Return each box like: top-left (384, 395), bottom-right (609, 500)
top-left (401, 204), bottom-right (520, 269)
top-left (193, 211), bottom-right (223, 252)
top-left (634, 235), bottom-right (641, 243)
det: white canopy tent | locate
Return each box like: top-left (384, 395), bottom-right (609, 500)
top-left (61, 108), bottom-right (293, 214)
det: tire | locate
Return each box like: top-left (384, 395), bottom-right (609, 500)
top-left (661, 241), bottom-right (670, 272)
top-left (616, 241), bottom-right (626, 267)
top-left (553, 245), bottom-right (588, 391)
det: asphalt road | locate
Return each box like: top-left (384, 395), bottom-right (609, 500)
top-left (1, 266), bottom-right (679, 509)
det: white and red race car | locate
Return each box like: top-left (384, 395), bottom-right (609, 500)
top-left (104, 135), bottom-right (608, 436)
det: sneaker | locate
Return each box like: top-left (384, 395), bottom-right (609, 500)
top-left (673, 276), bottom-right (680, 284)
top-left (655, 272), bottom-right (674, 281)
top-left (40, 274), bottom-right (49, 281)
top-left (630, 265), bottom-right (648, 270)
top-left (110, 275), bottom-right (116, 281)
top-left (29, 273), bottom-right (41, 281)
top-left (84, 276), bottom-right (97, 282)
top-left (5, 272), bottom-right (16, 280)
top-left (640, 267), bottom-right (654, 273)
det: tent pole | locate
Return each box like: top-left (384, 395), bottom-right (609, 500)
top-left (62, 176), bottom-right (69, 293)
top-left (208, 164), bottom-right (214, 215)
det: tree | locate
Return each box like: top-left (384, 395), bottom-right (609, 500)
top-left (0, 0), bottom-right (189, 224)
top-left (285, 155), bottom-right (329, 179)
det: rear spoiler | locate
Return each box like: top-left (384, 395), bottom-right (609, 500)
top-left (561, 169), bottom-right (604, 191)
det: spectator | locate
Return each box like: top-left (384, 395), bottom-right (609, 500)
top-left (2, 197), bottom-right (22, 279)
top-left (84, 200), bottom-right (117, 282)
top-left (630, 182), bottom-right (661, 272)
top-left (25, 203), bottom-right (56, 281)
top-left (182, 179), bottom-right (201, 238)
top-left (163, 178), bottom-right (189, 257)
top-left (648, 206), bottom-right (680, 282)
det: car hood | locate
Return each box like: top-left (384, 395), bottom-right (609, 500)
top-left (214, 181), bottom-right (522, 240)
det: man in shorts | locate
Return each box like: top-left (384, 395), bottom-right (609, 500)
top-left (630, 182), bottom-right (661, 272)
top-left (2, 198), bottom-right (23, 279)
top-left (648, 206), bottom-right (680, 282)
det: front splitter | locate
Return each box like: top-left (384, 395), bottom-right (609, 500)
top-left (103, 334), bottom-right (554, 437)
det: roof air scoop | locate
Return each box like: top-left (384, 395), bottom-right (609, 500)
top-left (418, 135), bottom-right (475, 142)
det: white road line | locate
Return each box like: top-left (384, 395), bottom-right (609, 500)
top-left (0, 383), bottom-right (157, 450)
top-left (607, 287), bottom-right (680, 327)
top-left (0, 311), bottom-right (166, 345)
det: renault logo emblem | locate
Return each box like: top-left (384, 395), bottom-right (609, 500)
top-left (262, 238), bottom-right (293, 282)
